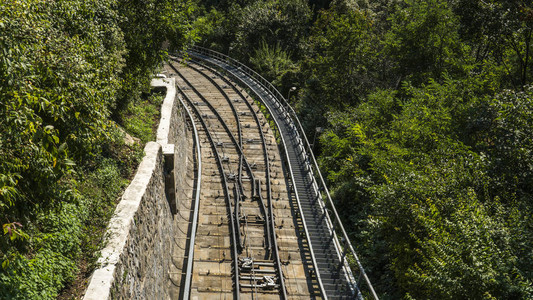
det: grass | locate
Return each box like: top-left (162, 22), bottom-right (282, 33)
top-left (121, 92), bottom-right (164, 143)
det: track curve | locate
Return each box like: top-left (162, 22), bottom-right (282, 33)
top-left (165, 59), bottom-right (317, 299)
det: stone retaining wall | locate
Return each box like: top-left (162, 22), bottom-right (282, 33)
top-left (84, 77), bottom-right (187, 300)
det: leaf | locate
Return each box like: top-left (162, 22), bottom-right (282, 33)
top-left (64, 159), bottom-right (76, 166)
top-left (58, 142), bottom-right (67, 153)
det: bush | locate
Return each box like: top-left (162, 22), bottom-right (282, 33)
top-left (0, 0), bottom-right (195, 297)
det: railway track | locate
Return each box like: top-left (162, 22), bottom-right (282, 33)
top-left (181, 47), bottom-right (380, 300)
top-left (166, 58), bottom-right (316, 299)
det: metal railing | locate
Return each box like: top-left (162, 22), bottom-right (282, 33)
top-left (186, 46), bottom-right (379, 300)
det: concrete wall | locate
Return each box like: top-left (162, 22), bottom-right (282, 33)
top-left (84, 78), bottom-right (188, 300)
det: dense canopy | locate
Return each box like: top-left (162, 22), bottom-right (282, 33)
top-left (197, 0), bottom-right (533, 298)
top-left (0, 0), bottom-right (195, 298)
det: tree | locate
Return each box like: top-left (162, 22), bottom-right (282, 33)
top-left (232, 0), bottom-right (311, 61)
top-left (318, 78), bottom-right (533, 298)
top-left (297, 5), bottom-right (380, 137)
top-left (306, 6), bottom-right (379, 107)
top-left (384, 0), bottom-right (468, 84)
top-left (451, 0), bottom-right (533, 87)
top-left (249, 41), bottom-right (300, 94)
top-left (113, 0), bottom-right (198, 119)
top-left (0, 0), bottom-right (196, 297)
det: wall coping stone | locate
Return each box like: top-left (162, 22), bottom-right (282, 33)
top-left (83, 76), bottom-right (177, 300)
top-left (84, 141), bottom-right (161, 300)
top-left (153, 77), bottom-right (176, 145)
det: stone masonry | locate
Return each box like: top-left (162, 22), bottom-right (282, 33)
top-left (84, 77), bottom-right (188, 300)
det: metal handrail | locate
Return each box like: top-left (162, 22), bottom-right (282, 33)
top-left (178, 93), bottom-right (202, 299)
top-left (188, 45), bottom-right (379, 299)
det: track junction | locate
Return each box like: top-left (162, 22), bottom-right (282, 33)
top-left (164, 47), bottom-right (378, 300)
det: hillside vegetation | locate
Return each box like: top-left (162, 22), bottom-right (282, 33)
top-left (195, 0), bottom-right (533, 298)
top-left (0, 0), bottom-right (196, 298)
top-left (2, 0), bottom-right (533, 299)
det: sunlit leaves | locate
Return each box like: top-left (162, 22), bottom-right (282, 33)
top-left (0, 0), bottom-right (195, 298)
top-left (114, 0), bottom-right (197, 115)
top-left (2, 223), bottom-right (28, 242)
top-left (235, 0), bottom-right (311, 58)
top-left (316, 74), bottom-right (533, 297)
top-left (0, 0), bottom-right (118, 220)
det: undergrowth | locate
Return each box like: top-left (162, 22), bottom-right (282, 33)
top-left (121, 92), bottom-right (164, 143)
top-left (0, 92), bottom-right (163, 300)
top-left (57, 92), bottom-right (163, 300)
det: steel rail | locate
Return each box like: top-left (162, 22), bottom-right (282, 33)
top-left (172, 61), bottom-right (255, 254)
top-left (187, 61), bottom-right (273, 254)
top-left (172, 61), bottom-right (288, 298)
top-left (193, 46), bottom-right (379, 299)
top-left (182, 49), bottom-right (328, 298)
top-left (178, 92), bottom-right (202, 299)
top-left (180, 58), bottom-right (288, 299)
top-left (171, 60), bottom-right (255, 188)
top-left (176, 79), bottom-right (241, 300)
top-left (184, 57), bottom-right (287, 299)
top-left (234, 184), bottom-right (243, 251)
top-left (178, 60), bottom-right (248, 252)
top-left (182, 58), bottom-right (274, 250)
top-left (185, 46), bottom-right (379, 299)
top-left (175, 58), bottom-right (248, 201)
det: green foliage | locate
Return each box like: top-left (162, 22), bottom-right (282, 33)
top-left (199, 0), bottom-right (312, 61)
top-left (297, 5), bottom-right (380, 138)
top-left (0, 0), bottom-right (193, 297)
top-left (194, 0), bottom-right (533, 297)
top-left (479, 87), bottom-right (533, 198)
top-left (113, 0), bottom-right (198, 116)
top-left (233, 0), bottom-right (311, 60)
top-left (307, 6), bottom-right (379, 107)
top-left (451, 0), bottom-right (533, 87)
top-left (0, 0), bottom-right (123, 246)
top-left (121, 93), bottom-right (164, 143)
top-left (4, 0), bottom-right (530, 297)
top-left (0, 124), bottom-right (141, 298)
top-left (249, 41), bottom-right (300, 95)
top-left (317, 77), bottom-right (533, 298)
top-left (1, 201), bottom-right (83, 299)
top-left (384, 0), bottom-right (469, 84)
top-left (250, 42), bottom-right (295, 81)
top-left (193, 8), bottom-right (228, 51)
top-left (1, 251), bottom-right (76, 299)
top-left (401, 193), bottom-right (525, 299)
